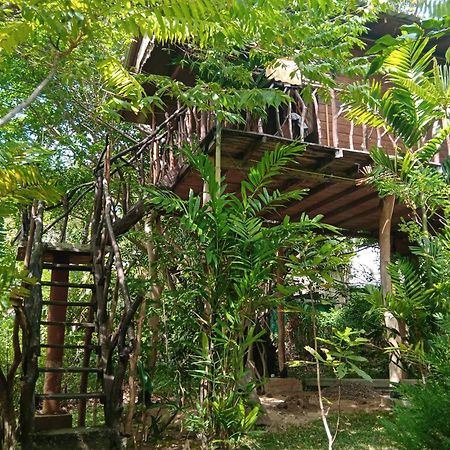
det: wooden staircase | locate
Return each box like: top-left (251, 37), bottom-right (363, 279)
top-left (18, 244), bottom-right (106, 429)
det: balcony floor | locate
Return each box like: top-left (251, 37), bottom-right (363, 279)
top-left (172, 128), bottom-right (412, 237)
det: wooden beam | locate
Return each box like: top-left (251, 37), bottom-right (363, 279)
top-left (312, 154), bottom-right (336, 172)
top-left (318, 191), bottom-right (379, 225)
top-left (330, 88), bottom-right (339, 149)
top-left (237, 135), bottom-right (266, 162)
top-left (267, 182), bottom-right (333, 220)
top-left (333, 204), bottom-right (379, 227)
top-left (344, 156), bottom-right (372, 178)
top-left (276, 177), bottom-right (314, 194)
top-left (306, 185), bottom-right (358, 217)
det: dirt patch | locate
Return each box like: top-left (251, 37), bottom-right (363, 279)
top-left (141, 383), bottom-right (392, 445)
top-left (260, 384), bottom-right (391, 431)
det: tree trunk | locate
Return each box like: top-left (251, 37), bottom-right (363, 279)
top-left (145, 216), bottom-right (162, 373)
top-left (20, 201), bottom-right (45, 448)
top-left (124, 299), bottom-right (146, 436)
top-left (0, 384), bottom-right (16, 450)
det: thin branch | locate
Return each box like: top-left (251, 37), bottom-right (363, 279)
top-left (45, 181), bottom-right (94, 211)
top-left (0, 61), bottom-right (58, 128)
top-left (73, 97), bottom-right (139, 144)
top-left (96, 106), bottom-right (186, 171)
top-left (43, 185), bottom-right (94, 234)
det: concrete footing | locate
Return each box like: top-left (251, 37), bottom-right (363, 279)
top-left (264, 377), bottom-right (303, 396)
top-left (31, 427), bottom-right (119, 450)
top-left (34, 413), bottom-right (72, 432)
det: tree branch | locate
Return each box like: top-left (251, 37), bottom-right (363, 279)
top-left (0, 62), bottom-right (58, 128)
top-left (0, 31), bottom-right (84, 128)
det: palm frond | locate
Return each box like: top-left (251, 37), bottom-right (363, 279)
top-left (417, 123), bottom-right (450, 162)
top-left (241, 143), bottom-right (304, 199)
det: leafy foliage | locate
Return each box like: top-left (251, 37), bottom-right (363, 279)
top-left (305, 327), bottom-right (372, 381)
top-left (345, 37), bottom-right (450, 154)
top-left (149, 144), bottom-right (340, 445)
top-left (384, 317), bottom-right (450, 450)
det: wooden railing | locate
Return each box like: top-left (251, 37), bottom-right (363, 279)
top-left (109, 85), bottom-right (450, 193)
top-left (241, 86), bottom-right (450, 164)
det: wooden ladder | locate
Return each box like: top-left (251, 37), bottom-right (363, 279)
top-left (35, 253), bottom-right (105, 427)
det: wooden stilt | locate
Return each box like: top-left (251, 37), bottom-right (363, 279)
top-left (379, 195), bottom-right (405, 384)
top-left (42, 253), bottom-right (70, 414)
top-left (276, 251), bottom-right (287, 377)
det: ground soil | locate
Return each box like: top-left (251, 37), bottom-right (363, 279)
top-left (260, 382), bottom-right (391, 432)
top-left (147, 382), bottom-right (392, 448)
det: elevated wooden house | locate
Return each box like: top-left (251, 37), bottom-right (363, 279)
top-left (123, 12), bottom-right (449, 385)
top-left (125, 12), bottom-right (449, 239)
top-left (15, 12), bottom-right (447, 447)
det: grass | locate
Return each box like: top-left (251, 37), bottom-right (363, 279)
top-left (249, 412), bottom-right (397, 450)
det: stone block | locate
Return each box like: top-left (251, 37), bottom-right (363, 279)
top-left (34, 413), bottom-right (72, 432)
top-left (264, 377), bottom-right (303, 396)
top-left (31, 427), bottom-right (119, 450)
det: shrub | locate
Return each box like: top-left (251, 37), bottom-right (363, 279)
top-left (385, 316), bottom-right (450, 449)
top-left (385, 380), bottom-right (450, 450)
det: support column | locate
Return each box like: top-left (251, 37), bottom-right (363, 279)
top-left (379, 196), bottom-right (405, 384)
top-left (276, 251), bottom-right (287, 377)
top-left (42, 252), bottom-right (70, 414)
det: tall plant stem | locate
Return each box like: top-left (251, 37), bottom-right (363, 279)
top-left (215, 117), bottom-right (222, 186)
top-left (311, 290), bottom-right (333, 450)
top-left (420, 194), bottom-right (432, 288)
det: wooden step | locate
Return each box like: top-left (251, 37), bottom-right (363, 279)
top-left (43, 263), bottom-right (94, 272)
top-left (35, 392), bottom-right (105, 400)
top-left (40, 321), bottom-right (96, 328)
top-left (39, 343), bottom-right (99, 351)
top-left (41, 281), bottom-right (95, 289)
top-left (42, 301), bottom-right (94, 307)
top-left (38, 367), bottom-right (102, 374)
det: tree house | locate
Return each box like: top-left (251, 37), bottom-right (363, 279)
top-left (122, 12), bottom-right (450, 386)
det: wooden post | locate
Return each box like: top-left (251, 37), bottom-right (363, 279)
top-left (349, 121), bottom-right (354, 150)
top-left (330, 88), bottom-right (339, 148)
top-left (287, 92), bottom-right (293, 139)
top-left (312, 90), bottom-right (322, 145)
top-left (41, 253), bottom-right (70, 414)
top-left (362, 124), bottom-right (368, 151)
top-left (379, 195), bottom-right (405, 384)
top-left (276, 251), bottom-right (287, 377)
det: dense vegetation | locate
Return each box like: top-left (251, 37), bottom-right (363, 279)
top-left (2, 1), bottom-right (450, 449)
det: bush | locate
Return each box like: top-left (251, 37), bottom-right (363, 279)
top-left (385, 316), bottom-right (450, 449)
top-left (385, 380), bottom-right (450, 450)
top-left (287, 288), bottom-right (387, 378)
